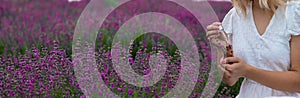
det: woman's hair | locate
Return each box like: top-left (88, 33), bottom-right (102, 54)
top-left (231, 0), bottom-right (288, 16)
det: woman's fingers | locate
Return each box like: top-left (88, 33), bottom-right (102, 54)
top-left (221, 65), bottom-right (237, 86)
top-left (225, 57), bottom-right (240, 64)
top-left (217, 64), bottom-right (226, 73)
top-left (220, 57), bottom-right (240, 86)
top-left (212, 22), bottom-right (222, 26)
top-left (220, 57), bottom-right (226, 64)
top-left (206, 26), bottom-right (219, 35)
top-left (207, 25), bottom-right (219, 31)
top-left (206, 22), bottom-right (222, 38)
top-left (224, 64), bottom-right (233, 72)
top-left (206, 22), bottom-right (221, 30)
top-left (224, 70), bottom-right (231, 79)
top-left (217, 63), bottom-right (232, 77)
top-left (220, 65), bottom-right (230, 79)
top-left (223, 71), bottom-right (238, 86)
top-left (207, 31), bottom-right (220, 39)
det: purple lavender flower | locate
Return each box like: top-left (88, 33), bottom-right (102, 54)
top-left (128, 89), bottom-right (134, 95)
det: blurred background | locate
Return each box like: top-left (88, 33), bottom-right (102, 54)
top-left (0, 0), bottom-right (243, 97)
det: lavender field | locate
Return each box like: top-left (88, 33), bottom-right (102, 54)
top-left (0, 0), bottom-right (242, 97)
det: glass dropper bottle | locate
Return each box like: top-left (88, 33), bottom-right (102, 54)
top-left (219, 26), bottom-right (233, 57)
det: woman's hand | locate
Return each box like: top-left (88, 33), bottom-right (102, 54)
top-left (206, 22), bottom-right (222, 39)
top-left (219, 58), bottom-right (239, 86)
top-left (206, 22), bottom-right (227, 47)
top-left (219, 57), bottom-right (252, 86)
top-left (224, 57), bottom-right (252, 79)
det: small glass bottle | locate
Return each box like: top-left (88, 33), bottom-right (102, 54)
top-left (219, 26), bottom-right (233, 58)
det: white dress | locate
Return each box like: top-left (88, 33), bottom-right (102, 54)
top-left (222, 1), bottom-right (300, 98)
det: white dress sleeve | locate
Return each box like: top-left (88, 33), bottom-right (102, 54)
top-left (287, 1), bottom-right (300, 36)
top-left (222, 8), bottom-right (236, 34)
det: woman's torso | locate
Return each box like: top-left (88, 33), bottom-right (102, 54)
top-left (222, 1), bottom-right (300, 98)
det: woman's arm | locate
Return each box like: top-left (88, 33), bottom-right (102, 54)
top-left (224, 35), bottom-right (300, 92)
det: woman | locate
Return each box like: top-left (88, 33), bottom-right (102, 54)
top-left (206, 0), bottom-right (300, 97)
